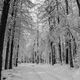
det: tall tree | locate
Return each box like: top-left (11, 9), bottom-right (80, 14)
top-left (0, 0), bottom-right (11, 78)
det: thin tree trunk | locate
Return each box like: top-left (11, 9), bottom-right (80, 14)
top-left (73, 38), bottom-right (77, 57)
top-left (15, 44), bottom-right (19, 66)
top-left (62, 42), bottom-right (65, 63)
top-left (65, 0), bottom-right (69, 15)
top-left (5, 36), bottom-right (10, 69)
top-left (51, 42), bottom-right (56, 65)
top-left (0, 0), bottom-right (10, 78)
top-left (49, 52), bottom-right (51, 64)
top-left (15, 26), bottom-right (20, 66)
top-left (59, 37), bottom-right (62, 63)
top-left (55, 0), bottom-right (60, 24)
top-left (9, 35), bottom-right (14, 69)
top-left (15, 25), bottom-right (20, 67)
top-left (66, 48), bottom-right (68, 64)
top-left (65, 38), bottom-right (69, 64)
top-left (69, 39), bottom-right (74, 67)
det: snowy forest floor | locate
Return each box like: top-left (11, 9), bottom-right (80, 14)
top-left (2, 63), bottom-right (80, 80)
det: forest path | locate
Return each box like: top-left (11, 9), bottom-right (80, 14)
top-left (2, 63), bottom-right (79, 80)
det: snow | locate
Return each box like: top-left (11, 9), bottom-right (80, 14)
top-left (2, 63), bottom-right (80, 80)
top-left (73, 68), bottom-right (80, 80)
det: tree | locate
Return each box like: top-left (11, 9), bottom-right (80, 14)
top-left (76, 0), bottom-right (80, 16)
top-left (0, 0), bottom-right (11, 78)
top-left (65, 0), bottom-right (69, 15)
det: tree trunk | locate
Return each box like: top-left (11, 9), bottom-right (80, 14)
top-left (0, 0), bottom-right (10, 78)
top-left (59, 37), bottom-right (62, 63)
top-left (76, 0), bottom-right (80, 16)
top-left (65, 39), bottom-right (69, 64)
top-left (65, 0), bottom-right (69, 15)
top-left (66, 48), bottom-right (69, 64)
top-left (73, 38), bottom-right (77, 57)
top-left (49, 52), bottom-right (51, 64)
top-left (55, 0), bottom-right (60, 24)
top-left (15, 27), bottom-right (20, 67)
top-left (15, 45), bottom-right (19, 66)
top-left (51, 42), bottom-right (56, 65)
top-left (9, 34), bottom-right (14, 69)
top-left (5, 36), bottom-right (10, 69)
top-left (62, 42), bottom-right (65, 63)
top-left (69, 40), bottom-right (74, 67)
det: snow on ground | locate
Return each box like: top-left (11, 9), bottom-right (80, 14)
top-left (2, 63), bottom-right (80, 80)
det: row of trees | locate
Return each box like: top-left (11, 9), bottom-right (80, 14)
top-left (0, 0), bottom-right (23, 79)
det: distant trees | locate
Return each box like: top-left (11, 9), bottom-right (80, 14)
top-left (40, 0), bottom-right (79, 67)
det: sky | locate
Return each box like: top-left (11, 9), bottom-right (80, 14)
top-left (30, 0), bottom-right (45, 4)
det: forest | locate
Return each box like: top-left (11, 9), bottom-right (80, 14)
top-left (0, 0), bottom-right (80, 80)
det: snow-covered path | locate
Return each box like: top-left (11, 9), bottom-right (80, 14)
top-left (2, 63), bottom-right (80, 80)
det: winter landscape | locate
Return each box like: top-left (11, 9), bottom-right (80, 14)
top-left (0, 0), bottom-right (80, 80)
